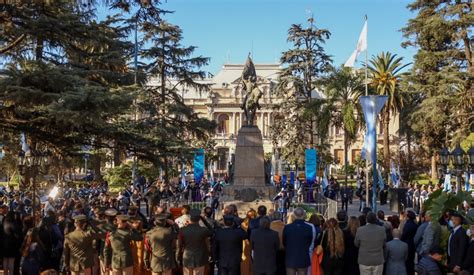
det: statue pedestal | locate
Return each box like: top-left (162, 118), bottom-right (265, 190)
top-left (226, 126), bottom-right (274, 201)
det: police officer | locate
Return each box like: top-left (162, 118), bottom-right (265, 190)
top-left (63, 215), bottom-right (103, 275)
top-left (104, 214), bottom-right (143, 275)
top-left (144, 213), bottom-right (178, 275)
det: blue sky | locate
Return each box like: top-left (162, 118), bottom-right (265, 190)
top-left (104, 0), bottom-right (418, 74)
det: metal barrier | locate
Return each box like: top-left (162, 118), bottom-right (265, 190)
top-left (291, 195), bottom-right (338, 220)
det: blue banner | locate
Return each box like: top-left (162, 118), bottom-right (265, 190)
top-left (282, 174), bottom-right (287, 188)
top-left (305, 149), bottom-right (317, 185)
top-left (194, 148), bottom-right (205, 184)
top-left (290, 171), bottom-right (295, 186)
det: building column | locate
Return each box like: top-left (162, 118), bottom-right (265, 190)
top-left (231, 112), bottom-right (236, 134)
top-left (266, 112), bottom-right (271, 137)
top-left (239, 112), bottom-right (243, 128)
top-left (259, 113), bottom-right (264, 132)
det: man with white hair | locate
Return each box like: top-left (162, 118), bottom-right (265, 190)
top-left (385, 228), bottom-right (408, 275)
top-left (283, 207), bottom-right (315, 275)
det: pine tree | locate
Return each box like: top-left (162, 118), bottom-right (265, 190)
top-left (0, 2), bottom-right (138, 184)
top-left (137, 19), bottom-right (215, 183)
top-left (401, 0), bottom-right (473, 181)
top-left (273, 16), bottom-right (332, 164)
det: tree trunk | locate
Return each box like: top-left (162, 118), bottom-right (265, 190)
top-left (431, 154), bottom-right (438, 182)
top-left (383, 109), bottom-right (390, 180)
top-left (406, 129), bottom-right (412, 182)
top-left (93, 154), bottom-right (102, 181)
top-left (344, 131), bottom-right (348, 189)
top-left (113, 141), bottom-right (121, 167)
top-left (163, 156), bottom-right (169, 184)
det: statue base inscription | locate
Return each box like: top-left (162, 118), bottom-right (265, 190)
top-left (226, 126), bottom-right (274, 201)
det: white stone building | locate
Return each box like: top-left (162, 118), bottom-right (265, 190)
top-left (169, 63), bottom-right (400, 175)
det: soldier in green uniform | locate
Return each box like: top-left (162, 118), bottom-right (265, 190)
top-left (104, 214), bottom-right (143, 275)
top-left (98, 208), bottom-right (117, 275)
top-left (144, 213), bottom-right (178, 275)
top-left (63, 215), bottom-right (103, 275)
top-left (177, 209), bottom-right (214, 275)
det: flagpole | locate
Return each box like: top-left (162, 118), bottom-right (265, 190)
top-left (364, 15), bottom-right (370, 208)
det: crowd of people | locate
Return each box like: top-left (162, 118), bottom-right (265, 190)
top-left (0, 178), bottom-right (473, 275)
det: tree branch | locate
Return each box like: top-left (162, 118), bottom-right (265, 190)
top-left (0, 34), bottom-right (26, 54)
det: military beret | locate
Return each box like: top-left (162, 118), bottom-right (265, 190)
top-left (116, 215), bottom-right (130, 221)
top-left (73, 214), bottom-right (87, 222)
top-left (105, 208), bottom-right (118, 217)
top-left (190, 209), bottom-right (201, 218)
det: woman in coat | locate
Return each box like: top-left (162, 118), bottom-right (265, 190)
top-left (342, 216), bottom-right (360, 275)
top-left (321, 218), bottom-right (345, 275)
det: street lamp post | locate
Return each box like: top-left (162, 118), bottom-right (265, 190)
top-left (18, 148), bottom-right (50, 225)
top-left (468, 146), bottom-right (474, 173)
top-left (439, 147), bottom-right (450, 176)
top-left (450, 145), bottom-right (465, 193)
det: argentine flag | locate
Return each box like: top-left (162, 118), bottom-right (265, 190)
top-left (443, 174), bottom-right (452, 192)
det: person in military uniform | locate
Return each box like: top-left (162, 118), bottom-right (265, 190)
top-left (177, 209), bottom-right (213, 275)
top-left (63, 215), bottom-right (103, 275)
top-left (98, 208), bottom-right (117, 275)
top-left (104, 214), bottom-right (143, 275)
top-left (144, 213), bottom-right (178, 275)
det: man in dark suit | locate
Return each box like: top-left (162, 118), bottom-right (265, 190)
top-left (248, 205), bottom-right (267, 237)
top-left (213, 215), bottom-right (246, 275)
top-left (251, 216), bottom-right (280, 275)
top-left (283, 207), bottom-right (315, 275)
top-left (460, 223), bottom-right (474, 274)
top-left (447, 212), bottom-right (469, 273)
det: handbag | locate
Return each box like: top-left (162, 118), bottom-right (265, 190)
top-left (315, 231), bottom-right (325, 255)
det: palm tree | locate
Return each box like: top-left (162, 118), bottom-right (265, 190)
top-left (323, 66), bottom-right (364, 188)
top-left (368, 52), bottom-right (410, 181)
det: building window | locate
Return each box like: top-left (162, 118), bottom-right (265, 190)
top-left (335, 126), bottom-right (342, 136)
top-left (351, 149), bottom-right (361, 164)
top-left (217, 114), bottom-right (230, 135)
top-left (334, 149), bottom-right (344, 165)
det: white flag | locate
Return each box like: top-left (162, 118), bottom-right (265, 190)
top-left (344, 20), bottom-right (367, 67)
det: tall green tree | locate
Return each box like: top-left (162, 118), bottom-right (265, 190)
top-left (402, 0), bottom-right (473, 181)
top-left (323, 66), bottom-right (364, 187)
top-left (273, 16), bottom-right (332, 164)
top-left (0, 2), bottom-right (141, 185)
top-left (368, 52), bottom-right (409, 177)
top-left (137, 19), bottom-right (215, 183)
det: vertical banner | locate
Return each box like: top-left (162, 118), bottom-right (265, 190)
top-left (282, 175), bottom-right (287, 188)
top-left (359, 95), bottom-right (388, 211)
top-left (305, 149), bottom-right (317, 185)
top-left (468, 173), bottom-right (473, 192)
top-left (443, 173), bottom-right (452, 192)
top-left (194, 148), bottom-right (205, 185)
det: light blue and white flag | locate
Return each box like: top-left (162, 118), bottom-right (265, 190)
top-left (270, 154), bottom-right (276, 186)
top-left (0, 143), bottom-right (4, 159)
top-left (322, 166), bottom-right (329, 191)
top-left (20, 132), bottom-right (30, 153)
top-left (468, 173), bottom-right (474, 192)
top-left (464, 172), bottom-right (470, 192)
top-left (377, 166), bottom-right (385, 191)
top-left (180, 163), bottom-right (187, 189)
top-left (208, 163), bottom-right (214, 185)
top-left (359, 96), bottom-right (388, 164)
top-left (305, 149), bottom-right (317, 185)
top-left (443, 173), bottom-right (452, 192)
top-left (390, 160), bottom-right (399, 188)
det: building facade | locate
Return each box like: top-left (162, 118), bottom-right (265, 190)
top-left (180, 63), bottom-right (400, 175)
